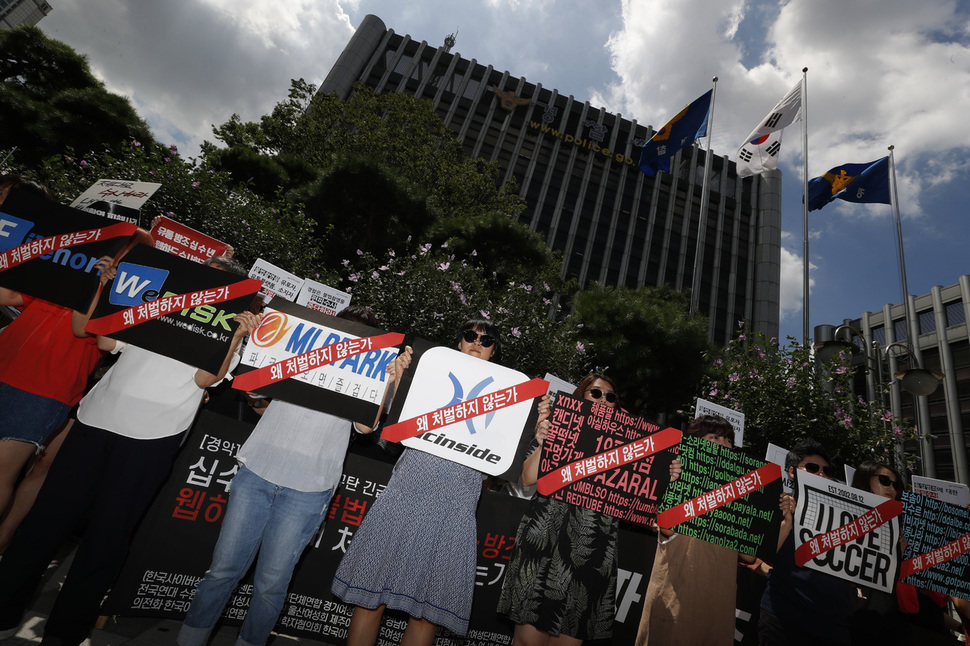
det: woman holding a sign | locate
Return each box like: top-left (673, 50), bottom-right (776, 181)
top-left (331, 319), bottom-right (502, 646)
top-left (497, 373), bottom-right (623, 646)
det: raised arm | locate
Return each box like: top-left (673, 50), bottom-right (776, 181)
top-left (195, 311), bottom-right (262, 388)
top-left (71, 256), bottom-right (117, 338)
top-left (520, 394), bottom-right (551, 487)
top-left (358, 345), bottom-right (414, 433)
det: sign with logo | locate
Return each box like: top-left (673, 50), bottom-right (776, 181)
top-left (70, 178), bottom-right (162, 225)
top-left (88, 244), bottom-right (261, 373)
top-left (393, 345), bottom-right (534, 476)
top-left (295, 278), bottom-right (351, 316)
top-left (0, 190), bottom-right (139, 311)
top-left (150, 216), bottom-right (229, 264)
top-left (249, 258), bottom-right (303, 303)
top-left (794, 471), bottom-right (902, 593)
top-left (694, 398), bottom-right (745, 448)
top-left (237, 299), bottom-right (398, 424)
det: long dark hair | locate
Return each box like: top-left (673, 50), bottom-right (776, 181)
top-left (572, 373), bottom-right (618, 401)
top-left (851, 460), bottom-right (903, 500)
top-left (0, 173), bottom-right (51, 201)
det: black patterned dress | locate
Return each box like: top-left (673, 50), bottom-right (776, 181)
top-left (497, 494), bottom-right (619, 640)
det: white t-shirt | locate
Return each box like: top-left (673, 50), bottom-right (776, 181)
top-left (236, 399), bottom-right (356, 493)
top-left (78, 342), bottom-right (237, 440)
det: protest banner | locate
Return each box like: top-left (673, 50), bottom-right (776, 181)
top-left (150, 215), bottom-right (229, 264)
top-left (103, 409), bottom-right (657, 645)
top-left (899, 491), bottom-right (970, 600)
top-left (694, 398), bottom-right (745, 447)
top-left (236, 299), bottom-right (400, 424)
top-left (793, 471), bottom-right (902, 593)
top-left (86, 244), bottom-right (261, 373)
top-left (912, 475), bottom-right (970, 508)
top-left (534, 394), bottom-right (679, 526)
top-left (0, 190), bottom-right (143, 311)
top-left (249, 257), bottom-right (303, 303)
top-left (296, 277), bottom-right (352, 315)
top-left (70, 178), bottom-right (161, 225)
top-left (656, 435), bottom-right (782, 560)
top-left (382, 342), bottom-right (541, 476)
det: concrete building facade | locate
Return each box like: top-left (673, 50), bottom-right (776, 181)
top-left (0, 0), bottom-right (51, 28)
top-left (320, 15), bottom-right (782, 345)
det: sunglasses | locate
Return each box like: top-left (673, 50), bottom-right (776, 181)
top-left (588, 387), bottom-right (618, 404)
top-left (462, 330), bottom-right (495, 348)
top-left (875, 473), bottom-right (901, 490)
top-left (801, 462), bottom-right (836, 478)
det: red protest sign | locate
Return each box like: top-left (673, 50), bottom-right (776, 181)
top-left (537, 427), bottom-right (682, 496)
top-left (657, 462), bottom-right (782, 529)
top-left (794, 498), bottom-right (903, 567)
top-left (150, 216), bottom-right (229, 264)
top-left (381, 377), bottom-right (548, 443)
top-left (232, 332), bottom-right (405, 392)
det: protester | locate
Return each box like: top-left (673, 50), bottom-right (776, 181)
top-left (0, 255), bottom-right (260, 646)
top-left (758, 438), bottom-right (847, 646)
top-left (636, 415), bottom-right (742, 646)
top-left (0, 174), bottom-right (112, 552)
top-left (847, 460), bottom-right (912, 645)
top-left (331, 319), bottom-right (501, 646)
top-left (178, 305), bottom-right (412, 646)
top-left (497, 374), bottom-right (636, 646)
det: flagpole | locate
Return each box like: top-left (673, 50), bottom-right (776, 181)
top-left (888, 146), bottom-right (911, 317)
top-left (689, 76), bottom-right (718, 319)
top-left (800, 67), bottom-right (810, 344)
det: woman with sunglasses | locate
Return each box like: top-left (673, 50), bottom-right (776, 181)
top-left (497, 374), bottom-right (625, 646)
top-left (847, 461), bottom-right (913, 646)
top-left (332, 320), bottom-right (501, 646)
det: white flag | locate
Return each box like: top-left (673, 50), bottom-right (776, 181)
top-left (736, 81), bottom-right (802, 177)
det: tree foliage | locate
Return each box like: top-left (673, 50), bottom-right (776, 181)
top-left (569, 285), bottom-right (712, 420)
top-left (700, 326), bottom-right (918, 473)
top-left (0, 26), bottom-right (153, 167)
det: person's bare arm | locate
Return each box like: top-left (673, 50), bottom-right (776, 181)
top-left (521, 394), bottom-right (552, 487)
top-left (0, 287), bottom-right (23, 308)
top-left (71, 256), bottom-right (117, 337)
top-left (358, 345), bottom-right (414, 433)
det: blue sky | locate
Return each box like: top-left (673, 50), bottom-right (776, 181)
top-left (41, 0), bottom-right (970, 343)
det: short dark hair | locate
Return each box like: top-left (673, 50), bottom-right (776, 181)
top-left (336, 304), bottom-right (378, 326)
top-left (0, 173), bottom-right (52, 200)
top-left (687, 415), bottom-right (736, 448)
top-left (455, 318), bottom-right (501, 363)
top-left (572, 373), bottom-right (618, 401)
top-left (851, 460), bottom-right (903, 500)
top-left (203, 255), bottom-right (245, 276)
top-left (785, 438), bottom-right (833, 473)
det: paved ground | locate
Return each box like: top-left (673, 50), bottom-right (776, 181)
top-left (2, 543), bottom-right (329, 646)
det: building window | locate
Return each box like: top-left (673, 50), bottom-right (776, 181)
top-left (946, 300), bottom-right (966, 327)
top-left (894, 319), bottom-right (908, 342)
top-left (871, 326), bottom-right (886, 345)
top-left (918, 310), bottom-right (936, 335)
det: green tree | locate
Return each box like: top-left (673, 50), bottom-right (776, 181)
top-left (0, 26), bottom-right (153, 167)
top-left (700, 326), bottom-right (917, 472)
top-left (569, 285), bottom-right (712, 420)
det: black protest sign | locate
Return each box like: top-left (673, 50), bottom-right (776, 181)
top-left (900, 491), bottom-right (970, 601)
top-left (794, 471), bottom-right (902, 594)
top-left (656, 435), bottom-right (782, 560)
top-left (535, 394), bottom-right (679, 526)
top-left (235, 298), bottom-right (399, 425)
top-left (0, 189), bottom-right (138, 310)
top-left (87, 244), bottom-right (260, 373)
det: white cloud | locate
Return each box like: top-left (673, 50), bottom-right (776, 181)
top-left (780, 245), bottom-right (812, 322)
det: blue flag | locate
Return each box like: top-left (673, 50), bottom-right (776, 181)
top-left (639, 90), bottom-right (713, 178)
top-left (807, 156), bottom-right (891, 211)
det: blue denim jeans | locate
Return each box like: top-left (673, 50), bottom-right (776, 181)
top-left (178, 465), bottom-right (333, 646)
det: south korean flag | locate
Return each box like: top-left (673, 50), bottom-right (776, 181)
top-left (737, 80), bottom-right (802, 177)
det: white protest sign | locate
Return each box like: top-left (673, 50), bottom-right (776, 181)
top-left (695, 398), bottom-right (744, 448)
top-left (71, 179), bottom-right (161, 224)
top-left (295, 278), bottom-right (351, 316)
top-left (398, 347), bottom-right (533, 476)
top-left (794, 471), bottom-right (901, 593)
top-left (912, 475), bottom-right (970, 508)
top-left (249, 258), bottom-right (304, 303)
top-left (766, 443), bottom-right (794, 495)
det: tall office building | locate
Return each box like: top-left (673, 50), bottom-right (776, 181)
top-left (0, 0), bottom-right (51, 28)
top-left (320, 15), bottom-right (782, 345)
top-left (832, 278), bottom-right (970, 484)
